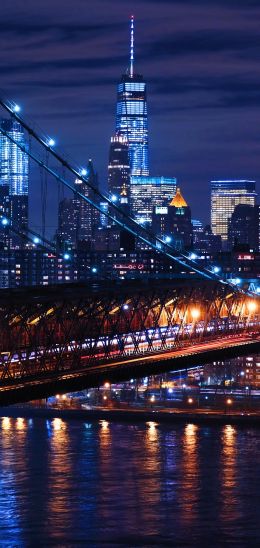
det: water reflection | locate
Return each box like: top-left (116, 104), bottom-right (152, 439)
top-left (16, 417), bottom-right (26, 430)
top-left (180, 423), bottom-right (199, 524)
top-left (46, 418), bottom-right (73, 542)
top-left (0, 417), bottom-right (258, 545)
top-left (220, 425), bottom-right (242, 523)
top-left (0, 417), bottom-right (28, 546)
top-left (2, 416), bottom-right (11, 430)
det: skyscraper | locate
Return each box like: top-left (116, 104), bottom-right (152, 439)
top-left (211, 180), bottom-right (257, 248)
top-left (57, 197), bottom-right (79, 249)
top-left (0, 119), bottom-right (29, 246)
top-left (74, 159), bottom-right (99, 244)
top-left (168, 187), bottom-right (193, 250)
top-left (115, 16), bottom-right (149, 176)
top-left (228, 204), bottom-right (258, 251)
top-left (108, 134), bottom-right (130, 199)
top-left (57, 159), bottom-right (99, 249)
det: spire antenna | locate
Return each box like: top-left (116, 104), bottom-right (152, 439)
top-left (130, 15), bottom-right (134, 78)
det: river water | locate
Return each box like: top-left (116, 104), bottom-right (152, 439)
top-left (0, 416), bottom-right (259, 547)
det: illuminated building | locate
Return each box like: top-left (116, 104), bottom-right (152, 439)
top-left (130, 176), bottom-right (176, 225)
top-left (211, 180), bottom-right (257, 249)
top-left (194, 225), bottom-right (222, 254)
top-left (0, 119), bottom-right (29, 247)
top-left (115, 16), bottom-right (149, 176)
top-left (74, 159), bottom-right (99, 244)
top-left (192, 219), bottom-right (203, 245)
top-left (57, 198), bottom-right (79, 249)
top-left (57, 159), bottom-right (99, 249)
top-left (108, 134), bottom-right (130, 199)
top-left (151, 187), bottom-right (192, 250)
top-left (168, 187), bottom-right (193, 250)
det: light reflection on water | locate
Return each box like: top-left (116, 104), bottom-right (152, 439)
top-left (0, 417), bottom-right (259, 546)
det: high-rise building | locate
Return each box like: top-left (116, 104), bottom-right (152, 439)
top-left (211, 180), bottom-right (257, 249)
top-left (74, 159), bottom-right (99, 244)
top-left (191, 219), bottom-right (203, 245)
top-left (0, 119), bottom-right (29, 247)
top-left (228, 204), bottom-right (259, 251)
top-left (108, 134), bottom-right (130, 199)
top-left (193, 225), bottom-right (222, 255)
top-left (57, 159), bottom-right (99, 249)
top-left (168, 187), bottom-right (193, 250)
top-left (151, 187), bottom-right (192, 250)
top-left (130, 176), bottom-right (177, 225)
top-left (115, 16), bottom-right (149, 176)
top-left (57, 197), bottom-right (79, 249)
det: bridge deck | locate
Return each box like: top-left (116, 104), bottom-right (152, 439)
top-left (0, 335), bottom-right (259, 406)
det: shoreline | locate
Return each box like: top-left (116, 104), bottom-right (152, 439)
top-left (0, 405), bottom-right (259, 426)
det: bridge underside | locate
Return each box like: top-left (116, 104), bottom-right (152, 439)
top-left (0, 279), bottom-right (259, 402)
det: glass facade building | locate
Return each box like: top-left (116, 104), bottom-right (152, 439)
top-left (116, 75), bottom-right (149, 176)
top-left (211, 180), bottom-right (257, 248)
top-left (130, 176), bottom-right (177, 224)
top-left (0, 119), bottom-right (28, 196)
top-left (0, 119), bottom-right (29, 247)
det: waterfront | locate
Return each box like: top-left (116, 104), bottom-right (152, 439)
top-left (0, 416), bottom-right (259, 546)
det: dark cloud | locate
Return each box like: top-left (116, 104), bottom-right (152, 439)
top-left (147, 29), bottom-right (260, 59)
top-left (0, 0), bottom-right (258, 224)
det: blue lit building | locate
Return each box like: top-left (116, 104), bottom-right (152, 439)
top-left (115, 17), bottom-right (149, 176)
top-left (0, 119), bottom-right (29, 247)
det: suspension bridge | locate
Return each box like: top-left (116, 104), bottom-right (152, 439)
top-left (0, 97), bottom-right (259, 404)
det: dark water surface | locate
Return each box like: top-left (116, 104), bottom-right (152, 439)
top-left (0, 417), bottom-right (259, 547)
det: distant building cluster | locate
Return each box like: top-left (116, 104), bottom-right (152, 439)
top-left (0, 17), bottom-right (259, 289)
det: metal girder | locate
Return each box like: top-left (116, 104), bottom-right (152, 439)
top-left (0, 280), bottom-right (258, 382)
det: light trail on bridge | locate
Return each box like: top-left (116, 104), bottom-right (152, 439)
top-left (0, 334), bottom-right (258, 406)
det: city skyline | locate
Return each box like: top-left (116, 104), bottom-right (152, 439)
top-left (0, 1), bottom-right (259, 224)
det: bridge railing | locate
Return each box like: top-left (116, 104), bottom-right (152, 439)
top-left (0, 282), bottom-right (258, 381)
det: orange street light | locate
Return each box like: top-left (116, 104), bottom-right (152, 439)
top-left (191, 308), bottom-right (200, 320)
top-left (226, 398), bottom-right (232, 405)
top-left (188, 397), bottom-right (193, 404)
top-left (247, 301), bottom-right (257, 313)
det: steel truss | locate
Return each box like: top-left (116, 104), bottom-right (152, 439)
top-left (0, 280), bottom-right (258, 382)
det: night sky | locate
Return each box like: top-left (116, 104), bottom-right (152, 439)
top-left (1, 0), bottom-right (259, 224)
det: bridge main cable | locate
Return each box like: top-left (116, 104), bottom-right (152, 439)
top-left (0, 97), bottom-right (243, 285)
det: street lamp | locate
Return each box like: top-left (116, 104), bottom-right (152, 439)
top-left (191, 308), bottom-right (200, 320)
top-left (247, 301), bottom-right (257, 313)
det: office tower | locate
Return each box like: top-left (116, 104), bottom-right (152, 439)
top-left (108, 134), bottom-right (130, 199)
top-left (211, 180), bottom-right (257, 249)
top-left (99, 201), bottom-right (109, 228)
top-left (151, 187), bottom-right (192, 250)
top-left (228, 204), bottom-right (258, 251)
top-left (57, 197), bottom-right (79, 249)
top-left (115, 16), bottom-right (149, 176)
top-left (193, 225), bottom-right (222, 254)
top-left (0, 119), bottom-right (29, 247)
top-left (191, 219), bottom-right (203, 245)
top-left (168, 187), bottom-right (193, 250)
top-left (130, 176), bottom-right (177, 225)
top-left (57, 160), bottom-right (99, 250)
top-left (74, 159), bottom-right (99, 245)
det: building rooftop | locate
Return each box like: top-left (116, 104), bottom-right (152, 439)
top-left (169, 187), bottom-right (188, 208)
